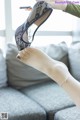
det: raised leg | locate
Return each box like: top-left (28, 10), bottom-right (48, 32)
top-left (17, 47), bottom-right (80, 106)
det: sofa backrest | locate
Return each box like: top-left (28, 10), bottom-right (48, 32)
top-left (68, 41), bottom-right (80, 82)
top-left (6, 42), bottom-right (69, 89)
top-left (0, 49), bottom-right (7, 88)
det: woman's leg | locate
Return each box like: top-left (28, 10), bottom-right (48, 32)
top-left (17, 47), bottom-right (80, 106)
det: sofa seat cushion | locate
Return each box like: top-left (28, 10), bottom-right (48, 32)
top-left (54, 106), bottom-right (80, 120)
top-left (21, 81), bottom-right (75, 120)
top-left (0, 87), bottom-right (46, 120)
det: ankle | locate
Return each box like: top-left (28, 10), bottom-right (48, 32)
top-left (46, 61), bottom-right (69, 84)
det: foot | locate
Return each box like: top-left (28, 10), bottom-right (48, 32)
top-left (17, 47), bottom-right (69, 85)
top-left (17, 47), bottom-right (56, 73)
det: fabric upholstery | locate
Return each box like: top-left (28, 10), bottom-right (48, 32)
top-left (0, 87), bottom-right (46, 120)
top-left (54, 106), bottom-right (80, 120)
top-left (6, 44), bottom-right (50, 89)
top-left (21, 81), bottom-right (75, 120)
top-left (39, 42), bottom-right (69, 66)
top-left (0, 49), bottom-right (7, 88)
top-left (68, 41), bottom-right (80, 81)
top-left (6, 42), bottom-right (68, 89)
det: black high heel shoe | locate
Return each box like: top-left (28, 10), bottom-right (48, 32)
top-left (15, 1), bottom-right (53, 50)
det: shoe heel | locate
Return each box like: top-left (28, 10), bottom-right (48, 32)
top-left (15, 1), bottom-right (53, 50)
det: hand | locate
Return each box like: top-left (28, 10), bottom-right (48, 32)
top-left (36, 0), bottom-right (67, 10)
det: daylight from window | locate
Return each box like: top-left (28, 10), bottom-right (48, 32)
top-left (0, 0), bottom-right (78, 50)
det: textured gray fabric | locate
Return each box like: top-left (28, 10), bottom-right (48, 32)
top-left (6, 44), bottom-right (50, 89)
top-left (39, 42), bottom-right (69, 67)
top-left (21, 81), bottom-right (75, 120)
top-left (0, 87), bottom-right (46, 120)
top-left (6, 42), bottom-right (68, 89)
top-left (54, 106), bottom-right (80, 120)
top-left (0, 49), bottom-right (7, 88)
top-left (68, 41), bottom-right (80, 81)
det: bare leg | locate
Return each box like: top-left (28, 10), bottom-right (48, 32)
top-left (17, 47), bottom-right (80, 106)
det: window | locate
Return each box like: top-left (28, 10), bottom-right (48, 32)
top-left (0, 0), bottom-right (5, 30)
top-left (11, 0), bottom-right (75, 46)
top-left (0, 0), bottom-right (78, 51)
top-left (11, 0), bottom-right (36, 30)
top-left (0, 0), bottom-right (5, 53)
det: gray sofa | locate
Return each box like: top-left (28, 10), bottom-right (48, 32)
top-left (0, 41), bottom-right (80, 120)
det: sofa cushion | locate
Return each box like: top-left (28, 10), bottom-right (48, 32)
top-left (0, 87), bottom-right (46, 120)
top-left (6, 44), bottom-right (50, 89)
top-left (54, 106), bottom-right (80, 120)
top-left (6, 42), bottom-right (68, 89)
top-left (68, 41), bottom-right (80, 81)
top-left (39, 42), bottom-right (69, 66)
top-left (0, 49), bottom-right (7, 88)
top-left (21, 81), bottom-right (75, 120)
